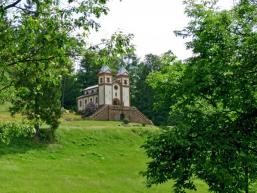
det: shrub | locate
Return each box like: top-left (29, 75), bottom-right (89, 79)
top-left (0, 121), bottom-right (35, 144)
top-left (84, 102), bottom-right (97, 117)
top-left (123, 117), bottom-right (130, 124)
top-left (39, 127), bottom-right (56, 143)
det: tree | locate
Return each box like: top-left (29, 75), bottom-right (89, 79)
top-left (0, 0), bottom-right (109, 138)
top-left (143, 1), bottom-right (257, 193)
top-left (61, 74), bottom-right (81, 111)
top-left (130, 51), bottom-right (178, 125)
top-left (95, 31), bottom-right (136, 69)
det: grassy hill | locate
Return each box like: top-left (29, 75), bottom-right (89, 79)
top-left (0, 106), bottom-right (208, 193)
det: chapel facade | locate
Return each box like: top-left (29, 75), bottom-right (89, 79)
top-left (77, 65), bottom-right (130, 111)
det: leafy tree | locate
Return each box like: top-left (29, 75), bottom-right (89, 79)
top-left (0, 0), bottom-right (109, 137)
top-left (61, 74), bottom-right (81, 111)
top-left (143, 1), bottom-right (257, 193)
top-left (95, 31), bottom-right (136, 69)
top-left (130, 51), bottom-right (178, 125)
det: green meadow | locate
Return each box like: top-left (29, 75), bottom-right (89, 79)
top-left (0, 105), bottom-right (209, 193)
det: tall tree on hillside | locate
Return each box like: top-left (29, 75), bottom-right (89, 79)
top-left (143, 1), bottom-right (257, 193)
top-left (0, 0), bottom-right (109, 138)
top-left (130, 51), bottom-right (178, 125)
top-left (63, 31), bottom-right (136, 110)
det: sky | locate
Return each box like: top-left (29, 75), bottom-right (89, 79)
top-left (88, 0), bottom-right (235, 60)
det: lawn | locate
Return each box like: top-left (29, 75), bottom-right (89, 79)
top-left (0, 107), bottom-right (208, 193)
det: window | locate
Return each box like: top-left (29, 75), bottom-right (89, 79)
top-left (90, 98), bottom-right (93, 102)
top-left (107, 77), bottom-right (110, 83)
top-left (115, 92), bottom-right (117, 97)
top-left (79, 100), bottom-right (82, 107)
top-left (96, 97), bottom-right (98, 103)
top-left (85, 99), bottom-right (87, 105)
top-left (114, 85), bottom-right (118, 90)
top-left (100, 77), bottom-right (103, 83)
top-left (124, 80), bottom-right (128, 85)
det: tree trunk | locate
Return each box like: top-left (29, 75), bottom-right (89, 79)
top-left (34, 62), bottom-right (40, 139)
top-left (34, 122), bottom-right (40, 138)
top-left (61, 77), bottom-right (66, 108)
top-left (34, 92), bottom-right (40, 139)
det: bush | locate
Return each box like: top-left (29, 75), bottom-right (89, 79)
top-left (39, 127), bottom-right (56, 143)
top-left (84, 102), bottom-right (97, 117)
top-left (123, 117), bottom-right (130, 124)
top-left (0, 121), bottom-right (35, 144)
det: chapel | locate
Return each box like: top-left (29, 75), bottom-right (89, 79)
top-left (77, 65), bottom-right (152, 125)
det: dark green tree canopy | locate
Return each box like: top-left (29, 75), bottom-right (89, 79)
top-left (144, 1), bottom-right (257, 193)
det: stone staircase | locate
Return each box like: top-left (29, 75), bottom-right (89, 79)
top-left (89, 105), bottom-right (153, 125)
top-left (90, 105), bottom-right (109, 120)
top-left (130, 107), bottom-right (153, 125)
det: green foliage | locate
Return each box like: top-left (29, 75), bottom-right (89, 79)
top-left (0, 121), bottom-right (35, 144)
top-left (122, 117), bottom-right (130, 124)
top-left (81, 31), bottom-right (135, 72)
top-left (61, 74), bottom-right (81, 111)
top-left (96, 31), bottom-right (136, 69)
top-left (130, 51), bottom-right (178, 125)
top-left (0, 0), bottom-right (109, 136)
top-left (144, 1), bottom-right (257, 193)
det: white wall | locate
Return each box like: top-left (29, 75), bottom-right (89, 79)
top-left (122, 87), bottom-right (130, 107)
top-left (99, 86), bottom-right (104, 105)
top-left (77, 94), bottom-right (99, 111)
top-left (105, 85), bottom-right (112, 105)
top-left (77, 99), bottom-right (83, 111)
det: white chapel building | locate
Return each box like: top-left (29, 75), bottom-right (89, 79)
top-left (77, 65), bottom-right (130, 112)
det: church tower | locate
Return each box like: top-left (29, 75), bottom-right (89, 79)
top-left (117, 66), bottom-right (130, 107)
top-left (98, 65), bottom-right (113, 106)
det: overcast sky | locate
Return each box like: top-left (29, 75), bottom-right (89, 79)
top-left (88, 0), bottom-right (235, 60)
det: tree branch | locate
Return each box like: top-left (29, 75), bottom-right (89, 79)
top-left (3, 0), bottom-right (22, 10)
top-left (0, 82), bottom-right (13, 92)
top-left (7, 56), bottom-right (57, 66)
top-left (14, 6), bottom-right (37, 14)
